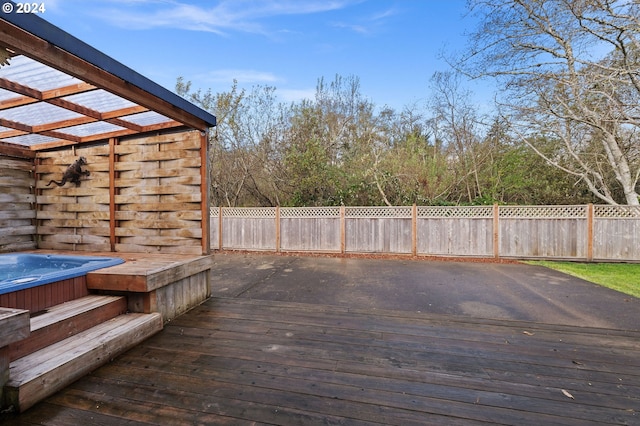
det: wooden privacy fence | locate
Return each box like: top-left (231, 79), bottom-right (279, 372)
top-left (210, 205), bottom-right (640, 262)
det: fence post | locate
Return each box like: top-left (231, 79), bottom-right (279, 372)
top-left (587, 203), bottom-right (594, 262)
top-left (493, 203), bottom-right (500, 259)
top-left (218, 206), bottom-right (223, 250)
top-left (340, 205), bottom-right (345, 253)
top-left (412, 204), bottom-right (417, 257)
top-left (275, 206), bottom-right (281, 253)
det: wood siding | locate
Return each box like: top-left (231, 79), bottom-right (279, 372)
top-left (212, 205), bottom-right (640, 262)
top-left (0, 276), bottom-right (89, 312)
top-left (0, 155), bottom-right (36, 253)
top-left (152, 270), bottom-right (210, 322)
top-left (32, 130), bottom-right (207, 254)
top-left (114, 132), bottom-right (203, 254)
top-left (37, 145), bottom-right (111, 251)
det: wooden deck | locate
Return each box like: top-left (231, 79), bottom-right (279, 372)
top-left (10, 297), bottom-right (640, 425)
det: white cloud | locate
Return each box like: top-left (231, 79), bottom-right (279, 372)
top-left (330, 6), bottom-right (397, 35)
top-left (89, 0), bottom-right (363, 35)
top-left (198, 69), bottom-right (279, 85)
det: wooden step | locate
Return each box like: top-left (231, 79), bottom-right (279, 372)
top-left (5, 312), bottom-right (162, 412)
top-left (8, 295), bottom-right (127, 362)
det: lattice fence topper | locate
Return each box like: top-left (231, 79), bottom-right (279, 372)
top-left (221, 207), bottom-right (276, 218)
top-left (595, 205), bottom-right (640, 218)
top-left (345, 206), bottom-right (412, 218)
top-left (499, 205), bottom-right (587, 218)
top-left (280, 207), bottom-right (341, 218)
top-left (210, 205), bottom-right (640, 219)
top-left (417, 205), bottom-right (493, 218)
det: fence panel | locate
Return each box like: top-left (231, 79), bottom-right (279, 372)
top-left (416, 206), bottom-right (493, 256)
top-left (221, 208), bottom-right (276, 250)
top-left (593, 205), bottom-right (640, 261)
top-left (344, 207), bottom-right (412, 253)
top-left (0, 155), bottom-right (36, 253)
top-left (280, 207), bottom-right (341, 252)
top-left (499, 206), bottom-right (587, 259)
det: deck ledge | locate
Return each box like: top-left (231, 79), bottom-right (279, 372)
top-left (86, 254), bottom-right (214, 292)
top-left (0, 309), bottom-right (30, 347)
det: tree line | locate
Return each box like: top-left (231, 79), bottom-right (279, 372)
top-left (177, 0), bottom-right (639, 207)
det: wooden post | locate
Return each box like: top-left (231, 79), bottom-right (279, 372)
top-left (412, 204), bottom-right (417, 257)
top-left (109, 138), bottom-right (117, 252)
top-left (340, 205), bottom-right (346, 253)
top-left (587, 203), bottom-right (594, 262)
top-left (275, 206), bottom-right (281, 253)
top-left (493, 203), bottom-right (500, 259)
top-left (34, 156), bottom-right (41, 248)
top-left (218, 206), bottom-right (223, 251)
top-left (200, 131), bottom-right (210, 255)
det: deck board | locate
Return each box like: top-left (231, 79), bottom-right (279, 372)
top-left (11, 297), bottom-right (640, 425)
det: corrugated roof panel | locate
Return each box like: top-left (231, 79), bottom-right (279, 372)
top-left (0, 87), bottom-right (18, 102)
top-left (3, 133), bottom-right (59, 146)
top-left (0, 55), bottom-right (82, 92)
top-left (121, 111), bottom-right (174, 126)
top-left (61, 121), bottom-right (126, 137)
top-left (2, 102), bottom-right (83, 126)
top-left (63, 89), bottom-right (137, 113)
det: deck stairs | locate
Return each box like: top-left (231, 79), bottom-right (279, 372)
top-left (3, 295), bottom-right (162, 412)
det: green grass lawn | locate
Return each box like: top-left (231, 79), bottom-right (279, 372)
top-left (529, 261), bottom-right (640, 298)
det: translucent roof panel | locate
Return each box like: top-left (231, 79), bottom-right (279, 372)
top-left (62, 121), bottom-right (126, 138)
top-left (0, 87), bottom-right (18, 102)
top-left (121, 111), bottom-right (174, 126)
top-left (0, 55), bottom-right (84, 92)
top-left (63, 90), bottom-right (138, 113)
top-left (2, 133), bottom-right (60, 147)
top-left (2, 102), bottom-right (84, 126)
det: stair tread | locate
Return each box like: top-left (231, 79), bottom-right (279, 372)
top-left (9, 312), bottom-right (162, 384)
top-left (29, 295), bottom-right (124, 332)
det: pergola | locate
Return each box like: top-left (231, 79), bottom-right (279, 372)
top-left (0, 8), bottom-right (217, 256)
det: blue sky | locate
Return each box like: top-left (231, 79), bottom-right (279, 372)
top-left (40, 0), bottom-right (481, 112)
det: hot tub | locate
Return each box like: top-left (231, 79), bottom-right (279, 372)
top-left (0, 253), bottom-right (124, 312)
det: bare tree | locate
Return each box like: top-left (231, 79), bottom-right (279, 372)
top-left (177, 79), bottom-right (289, 207)
top-left (428, 71), bottom-right (489, 203)
top-left (459, 0), bottom-right (640, 205)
